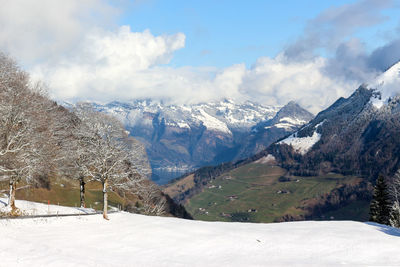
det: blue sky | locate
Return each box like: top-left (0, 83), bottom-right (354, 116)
top-left (120, 0), bottom-right (400, 68)
top-left (0, 0), bottom-right (399, 113)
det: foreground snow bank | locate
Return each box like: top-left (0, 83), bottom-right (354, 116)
top-left (0, 198), bottom-right (95, 216)
top-left (1, 211), bottom-right (400, 266)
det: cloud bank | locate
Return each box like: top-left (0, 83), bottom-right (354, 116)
top-left (0, 0), bottom-right (117, 65)
top-left (0, 0), bottom-right (399, 114)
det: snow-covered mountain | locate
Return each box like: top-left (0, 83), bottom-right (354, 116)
top-left (368, 61), bottom-right (400, 109)
top-left (270, 61), bottom-right (400, 179)
top-left (88, 99), bottom-right (312, 184)
top-left (92, 99), bottom-right (279, 133)
top-left (235, 101), bottom-right (314, 159)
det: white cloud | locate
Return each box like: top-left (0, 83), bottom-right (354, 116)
top-left (31, 29), bottom-right (360, 114)
top-left (31, 26), bottom-right (187, 102)
top-left (0, 0), bottom-right (117, 65)
top-left (241, 55), bottom-right (358, 113)
top-left (1, 0), bottom-right (396, 114)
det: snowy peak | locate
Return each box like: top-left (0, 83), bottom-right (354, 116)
top-left (270, 64), bottom-right (400, 178)
top-left (195, 107), bottom-right (231, 134)
top-left (93, 99), bottom-right (280, 133)
top-left (275, 85), bottom-right (374, 156)
top-left (263, 101), bottom-right (313, 131)
top-left (86, 99), bottom-right (289, 183)
top-left (274, 101), bottom-right (313, 123)
top-left (368, 61), bottom-right (400, 109)
top-left (232, 102), bottom-right (313, 161)
top-left (370, 61), bottom-right (400, 89)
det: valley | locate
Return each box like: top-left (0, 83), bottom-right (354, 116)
top-left (2, 1), bottom-right (400, 265)
top-left (163, 61), bottom-right (400, 224)
top-left (166, 158), bottom-right (370, 223)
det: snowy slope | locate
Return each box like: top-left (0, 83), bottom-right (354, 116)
top-left (278, 120), bottom-right (324, 155)
top-left (92, 99), bottom-right (280, 132)
top-left (0, 198), bottom-right (96, 216)
top-left (79, 99), bottom-right (295, 184)
top-left (1, 210), bottom-right (400, 266)
top-left (273, 116), bottom-right (308, 130)
top-left (368, 61), bottom-right (400, 109)
top-left (279, 131), bottom-right (321, 155)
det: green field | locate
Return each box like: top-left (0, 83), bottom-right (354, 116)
top-left (185, 162), bottom-right (369, 223)
top-left (0, 177), bottom-right (128, 211)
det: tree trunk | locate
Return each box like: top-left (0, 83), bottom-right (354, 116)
top-left (79, 177), bottom-right (86, 208)
top-left (8, 179), bottom-right (17, 212)
top-left (103, 178), bottom-right (109, 220)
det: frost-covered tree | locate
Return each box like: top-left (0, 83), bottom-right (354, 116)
top-left (0, 53), bottom-right (53, 213)
top-left (56, 115), bottom-right (90, 208)
top-left (389, 201), bottom-right (400, 228)
top-left (389, 170), bottom-right (400, 228)
top-left (133, 182), bottom-right (166, 216)
top-left (74, 104), bottom-right (149, 219)
top-left (52, 106), bottom-right (88, 207)
top-left (369, 175), bottom-right (391, 225)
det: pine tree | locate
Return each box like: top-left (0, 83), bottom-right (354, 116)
top-left (369, 175), bottom-right (391, 225)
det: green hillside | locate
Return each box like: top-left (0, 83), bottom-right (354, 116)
top-left (185, 161), bottom-right (370, 223)
top-left (0, 177), bottom-right (130, 211)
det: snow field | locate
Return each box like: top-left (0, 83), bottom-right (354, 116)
top-left (279, 131), bottom-right (321, 155)
top-left (0, 198), bottom-right (96, 216)
top-left (1, 206), bottom-right (400, 266)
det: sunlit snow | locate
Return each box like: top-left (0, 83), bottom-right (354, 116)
top-left (368, 61), bottom-right (400, 109)
top-left (0, 198), bottom-right (95, 216)
top-left (0, 200), bottom-right (400, 266)
top-left (279, 131), bottom-right (321, 155)
top-left (196, 108), bottom-right (232, 134)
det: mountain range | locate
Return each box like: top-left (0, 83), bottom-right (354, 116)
top-left (90, 99), bottom-right (313, 184)
top-left (163, 61), bottom-right (400, 222)
top-left (273, 61), bottom-right (400, 179)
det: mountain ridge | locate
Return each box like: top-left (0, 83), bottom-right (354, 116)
top-left (271, 61), bottom-right (400, 178)
top-left (163, 62), bottom-right (400, 222)
top-left (85, 99), bottom-right (313, 184)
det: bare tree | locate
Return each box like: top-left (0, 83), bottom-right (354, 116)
top-left (74, 103), bottom-right (149, 219)
top-left (0, 53), bottom-right (154, 218)
top-left (134, 182), bottom-right (166, 216)
top-left (0, 53), bottom-right (53, 213)
top-left (56, 112), bottom-right (90, 208)
top-left (389, 170), bottom-right (400, 227)
top-left (389, 170), bottom-right (400, 203)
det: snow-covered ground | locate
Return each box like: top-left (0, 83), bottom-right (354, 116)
top-left (0, 201), bottom-right (400, 266)
top-left (0, 198), bottom-right (95, 216)
top-left (279, 131), bottom-right (321, 155)
top-left (279, 120), bottom-right (325, 155)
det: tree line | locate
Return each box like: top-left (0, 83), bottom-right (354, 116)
top-left (0, 53), bottom-right (165, 219)
top-left (369, 171), bottom-right (400, 227)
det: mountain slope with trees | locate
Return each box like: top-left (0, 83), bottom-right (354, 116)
top-left (269, 62), bottom-right (400, 180)
top-left (0, 53), bottom-right (189, 219)
top-left (164, 62), bottom-right (400, 222)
